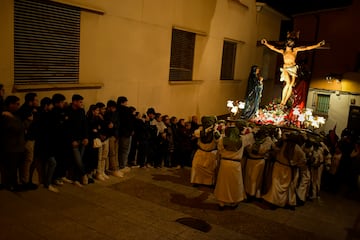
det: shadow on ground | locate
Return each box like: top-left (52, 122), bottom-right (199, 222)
top-left (150, 168), bottom-right (193, 187)
top-left (110, 170), bottom-right (324, 240)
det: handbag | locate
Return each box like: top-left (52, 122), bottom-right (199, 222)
top-left (93, 138), bottom-right (102, 148)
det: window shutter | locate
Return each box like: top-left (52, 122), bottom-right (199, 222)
top-left (169, 29), bottom-right (195, 81)
top-left (220, 41), bottom-right (237, 80)
top-left (316, 94), bottom-right (330, 114)
top-left (14, 0), bottom-right (80, 84)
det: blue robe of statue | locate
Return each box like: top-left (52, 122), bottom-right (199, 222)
top-left (242, 66), bottom-right (263, 119)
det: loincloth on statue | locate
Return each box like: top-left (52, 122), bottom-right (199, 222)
top-left (280, 65), bottom-right (298, 82)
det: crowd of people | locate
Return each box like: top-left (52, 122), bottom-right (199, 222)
top-left (0, 84), bottom-right (359, 211)
top-left (0, 86), bottom-right (200, 192)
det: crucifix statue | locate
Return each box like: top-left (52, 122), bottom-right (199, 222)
top-left (261, 31), bottom-right (325, 106)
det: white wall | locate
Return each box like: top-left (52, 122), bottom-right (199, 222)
top-left (306, 88), bottom-right (360, 136)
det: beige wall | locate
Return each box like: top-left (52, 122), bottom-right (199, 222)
top-left (0, 0), bottom-right (13, 96)
top-left (0, 0), bottom-right (285, 120)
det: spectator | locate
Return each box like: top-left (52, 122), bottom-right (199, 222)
top-left (190, 115), bottom-right (200, 160)
top-left (146, 107), bottom-right (158, 168)
top-left (52, 93), bottom-right (72, 185)
top-left (153, 113), bottom-right (167, 168)
top-left (104, 100), bottom-right (123, 177)
top-left (18, 92), bottom-right (39, 190)
top-left (338, 128), bottom-right (355, 187)
top-left (127, 107), bottom-right (139, 167)
top-left (0, 96), bottom-right (25, 191)
top-left (65, 94), bottom-right (89, 186)
top-left (117, 96), bottom-right (134, 173)
top-left (177, 119), bottom-right (193, 168)
top-left (85, 104), bottom-right (101, 182)
top-left (163, 115), bottom-right (174, 168)
top-left (96, 102), bottom-right (110, 180)
top-left (169, 116), bottom-right (180, 168)
top-left (36, 97), bottom-right (59, 192)
top-left (134, 113), bottom-right (151, 168)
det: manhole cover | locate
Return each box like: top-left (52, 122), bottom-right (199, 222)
top-left (176, 217), bottom-right (212, 232)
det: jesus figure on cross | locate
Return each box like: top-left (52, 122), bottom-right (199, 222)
top-left (261, 31), bottom-right (325, 106)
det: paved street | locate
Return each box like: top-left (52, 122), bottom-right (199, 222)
top-left (0, 167), bottom-right (359, 240)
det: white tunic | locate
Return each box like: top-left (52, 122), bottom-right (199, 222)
top-left (214, 133), bottom-right (254, 204)
top-left (244, 136), bottom-right (273, 198)
top-left (191, 137), bottom-right (218, 186)
top-left (262, 143), bottom-right (306, 207)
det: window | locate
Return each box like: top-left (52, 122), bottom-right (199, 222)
top-left (169, 29), bottom-right (195, 81)
top-left (315, 94), bottom-right (330, 114)
top-left (220, 40), bottom-right (237, 80)
top-left (14, 0), bottom-right (80, 84)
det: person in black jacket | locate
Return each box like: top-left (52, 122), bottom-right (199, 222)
top-left (95, 102), bottom-right (110, 180)
top-left (104, 100), bottom-right (123, 177)
top-left (127, 107), bottom-right (138, 167)
top-left (35, 97), bottom-right (59, 192)
top-left (52, 93), bottom-right (72, 185)
top-left (17, 92), bottom-right (39, 190)
top-left (65, 94), bottom-right (89, 186)
top-left (135, 114), bottom-right (151, 168)
top-left (0, 96), bottom-right (25, 191)
top-left (146, 107), bottom-right (157, 168)
top-left (83, 104), bottom-right (101, 183)
top-left (116, 96), bottom-right (134, 173)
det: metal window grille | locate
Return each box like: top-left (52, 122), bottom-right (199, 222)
top-left (14, 0), bottom-right (80, 84)
top-left (169, 29), bottom-right (195, 81)
top-left (316, 94), bottom-right (330, 114)
top-left (220, 41), bottom-right (237, 80)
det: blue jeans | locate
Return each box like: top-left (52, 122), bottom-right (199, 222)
top-left (72, 142), bottom-right (86, 180)
top-left (44, 157), bottom-right (56, 187)
top-left (118, 136), bottom-right (131, 169)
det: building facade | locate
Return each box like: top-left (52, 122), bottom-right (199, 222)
top-left (0, 0), bottom-right (286, 119)
top-left (292, 1), bottom-right (360, 135)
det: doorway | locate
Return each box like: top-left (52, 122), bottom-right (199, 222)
top-left (347, 105), bottom-right (360, 133)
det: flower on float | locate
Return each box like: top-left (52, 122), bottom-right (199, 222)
top-left (317, 116), bottom-right (326, 124)
top-left (231, 107), bottom-right (238, 114)
top-left (238, 101), bottom-right (245, 109)
top-left (227, 100), bottom-right (245, 115)
top-left (311, 120), bottom-right (319, 128)
top-left (298, 113), bottom-right (305, 122)
top-left (305, 108), bottom-right (313, 116)
top-left (293, 107), bottom-right (300, 116)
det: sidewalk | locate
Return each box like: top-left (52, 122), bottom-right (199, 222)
top-left (0, 167), bottom-right (359, 240)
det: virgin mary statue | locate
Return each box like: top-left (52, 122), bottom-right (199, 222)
top-left (242, 65), bottom-right (264, 119)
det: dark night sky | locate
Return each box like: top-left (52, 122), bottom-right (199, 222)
top-left (259, 0), bottom-right (353, 16)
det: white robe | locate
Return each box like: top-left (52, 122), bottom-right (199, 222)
top-left (214, 133), bottom-right (254, 204)
top-left (262, 143), bottom-right (306, 207)
top-left (309, 148), bottom-right (325, 199)
top-left (244, 137), bottom-right (273, 198)
top-left (191, 137), bottom-right (218, 186)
